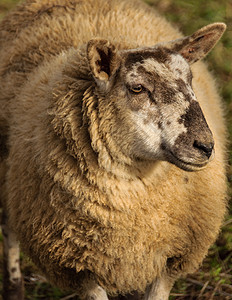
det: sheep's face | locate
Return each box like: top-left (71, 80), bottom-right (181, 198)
top-left (118, 48), bottom-right (214, 171)
top-left (87, 23), bottom-right (226, 171)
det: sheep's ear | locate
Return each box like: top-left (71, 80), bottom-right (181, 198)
top-left (170, 23), bottom-right (226, 64)
top-left (87, 39), bottom-right (120, 84)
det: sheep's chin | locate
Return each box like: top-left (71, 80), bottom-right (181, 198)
top-left (165, 151), bottom-right (212, 172)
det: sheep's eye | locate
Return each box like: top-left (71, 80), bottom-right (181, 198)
top-left (129, 85), bottom-right (143, 94)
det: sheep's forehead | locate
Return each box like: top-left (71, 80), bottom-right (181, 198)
top-left (124, 48), bottom-right (196, 106)
top-left (125, 48), bottom-right (191, 86)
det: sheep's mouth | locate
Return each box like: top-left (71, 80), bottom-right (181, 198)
top-left (166, 150), bottom-right (214, 172)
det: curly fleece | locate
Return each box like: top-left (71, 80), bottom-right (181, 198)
top-left (0, 0), bottom-right (227, 296)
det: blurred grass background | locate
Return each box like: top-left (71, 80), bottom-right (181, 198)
top-left (0, 0), bottom-right (231, 299)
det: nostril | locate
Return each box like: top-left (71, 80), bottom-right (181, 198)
top-left (193, 140), bottom-right (214, 159)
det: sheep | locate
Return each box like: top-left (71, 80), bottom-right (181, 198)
top-left (0, 0), bottom-right (227, 299)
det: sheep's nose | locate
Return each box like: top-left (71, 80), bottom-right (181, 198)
top-left (193, 140), bottom-right (214, 159)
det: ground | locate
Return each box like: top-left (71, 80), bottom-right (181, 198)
top-left (0, 0), bottom-right (232, 299)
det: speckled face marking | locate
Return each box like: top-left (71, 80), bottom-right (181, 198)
top-left (88, 24), bottom-right (225, 170)
top-left (120, 47), bottom-right (214, 170)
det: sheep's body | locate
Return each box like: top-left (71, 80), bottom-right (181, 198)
top-left (0, 0), bottom-right (227, 298)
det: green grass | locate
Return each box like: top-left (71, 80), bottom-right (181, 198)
top-left (0, 0), bottom-right (232, 299)
top-left (0, 0), bottom-right (19, 18)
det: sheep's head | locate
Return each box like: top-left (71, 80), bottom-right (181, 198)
top-left (87, 23), bottom-right (226, 171)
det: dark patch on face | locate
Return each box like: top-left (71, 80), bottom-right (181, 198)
top-left (179, 101), bottom-right (209, 130)
top-left (147, 89), bottom-right (157, 104)
top-left (174, 132), bottom-right (192, 154)
top-left (137, 65), bottom-right (161, 83)
top-left (153, 47), bottom-right (173, 64)
top-left (185, 93), bottom-right (192, 102)
top-left (175, 78), bottom-right (194, 102)
top-left (167, 121), bottom-right (171, 125)
top-left (125, 47), bottom-right (173, 69)
top-left (176, 78), bottom-right (186, 93)
top-left (174, 101), bottom-right (213, 154)
top-left (158, 121), bottom-right (162, 129)
top-left (176, 73), bottom-right (194, 102)
top-left (156, 84), bottom-right (176, 104)
top-left (125, 51), bottom-right (153, 68)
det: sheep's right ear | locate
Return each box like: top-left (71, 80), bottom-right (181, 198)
top-left (169, 23), bottom-right (226, 64)
top-left (87, 39), bottom-right (120, 86)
